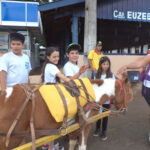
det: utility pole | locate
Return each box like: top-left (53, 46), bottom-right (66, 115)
top-left (84, 0), bottom-right (97, 77)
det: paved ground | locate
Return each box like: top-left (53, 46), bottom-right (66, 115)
top-left (86, 84), bottom-right (150, 150)
top-left (56, 83), bottom-right (150, 150)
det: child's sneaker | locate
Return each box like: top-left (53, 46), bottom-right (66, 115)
top-left (101, 131), bottom-right (108, 141)
top-left (41, 143), bottom-right (49, 150)
top-left (59, 146), bottom-right (64, 150)
top-left (93, 128), bottom-right (100, 137)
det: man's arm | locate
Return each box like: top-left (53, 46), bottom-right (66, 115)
top-left (0, 71), bottom-right (7, 92)
top-left (117, 55), bottom-right (150, 74)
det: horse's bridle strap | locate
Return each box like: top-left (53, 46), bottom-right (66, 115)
top-left (116, 79), bottom-right (125, 96)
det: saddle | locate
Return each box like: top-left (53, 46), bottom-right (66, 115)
top-left (39, 78), bottom-right (96, 124)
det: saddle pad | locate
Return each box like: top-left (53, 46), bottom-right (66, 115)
top-left (39, 78), bottom-right (95, 122)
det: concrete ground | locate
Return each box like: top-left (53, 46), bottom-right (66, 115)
top-left (86, 84), bottom-right (150, 150)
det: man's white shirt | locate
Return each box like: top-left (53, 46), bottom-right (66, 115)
top-left (0, 52), bottom-right (31, 87)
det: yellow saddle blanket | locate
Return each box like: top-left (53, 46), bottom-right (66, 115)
top-left (39, 78), bottom-right (95, 122)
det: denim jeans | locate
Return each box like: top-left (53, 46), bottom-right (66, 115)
top-left (92, 71), bottom-right (97, 79)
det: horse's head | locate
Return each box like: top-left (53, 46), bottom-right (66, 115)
top-left (113, 73), bottom-right (133, 111)
top-left (90, 74), bottom-right (133, 112)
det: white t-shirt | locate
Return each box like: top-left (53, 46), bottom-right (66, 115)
top-left (63, 61), bottom-right (79, 77)
top-left (44, 63), bottom-right (60, 84)
top-left (0, 52), bottom-right (32, 87)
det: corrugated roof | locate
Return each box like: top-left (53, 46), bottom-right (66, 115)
top-left (39, 0), bottom-right (85, 12)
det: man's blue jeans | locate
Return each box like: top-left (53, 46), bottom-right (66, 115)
top-left (92, 71), bottom-right (97, 79)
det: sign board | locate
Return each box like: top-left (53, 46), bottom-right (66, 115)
top-left (97, 0), bottom-right (150, 22)
top-left (113, 10), bottom-right (150, 22)
top-left (1, 1), bottom-right (39, 27)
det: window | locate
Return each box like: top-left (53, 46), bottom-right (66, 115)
top-left (0, 32), bottom-right (9, 51)
top-left (17, 30), bottom-right (30, 50)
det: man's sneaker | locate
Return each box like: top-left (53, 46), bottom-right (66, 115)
top-left (101, 131), bottom-right (108, 141)
top-left (93, 128), bottom-right (100, 137)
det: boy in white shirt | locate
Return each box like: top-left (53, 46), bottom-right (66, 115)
top-left (0, 32), bottom-right (32, 94)
top-left (63, 43), bottom-right (88, 79)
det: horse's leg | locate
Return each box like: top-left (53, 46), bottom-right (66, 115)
top-left (69, 139), bottom-right (77, 150)
top-left (48, 141), bottom-right (54, 150)
top-left (78, 109), bottom-right (97, 150)
top-left (78, 124), bottom-right (92, 150)
top-left (69, 131), bottom-right (79, 150)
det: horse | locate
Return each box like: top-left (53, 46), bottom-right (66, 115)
top-left (0, 76), bottom-right (133, 150)
top-left (68, 77), bottom-right (133, 150)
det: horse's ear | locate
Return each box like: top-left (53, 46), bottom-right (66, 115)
top-left (121, 72), bottom-right (128, 83)
top-left (90, 79), bottom-right (104, 86)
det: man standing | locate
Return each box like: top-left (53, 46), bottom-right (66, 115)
top-left (88, 41), bottom-right (103, 78)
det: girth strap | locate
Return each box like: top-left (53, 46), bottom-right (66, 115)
top-left (54, 84), bottom-right (68, 128)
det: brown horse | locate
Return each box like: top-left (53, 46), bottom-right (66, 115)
top-left (0, 77), bottom-right (133, 150)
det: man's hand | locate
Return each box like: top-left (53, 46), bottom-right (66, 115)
top-left (117, 65), bottom-right (127, 75)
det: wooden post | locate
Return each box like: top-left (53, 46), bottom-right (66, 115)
top-left (84, 0), bottom-right (97, 77)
